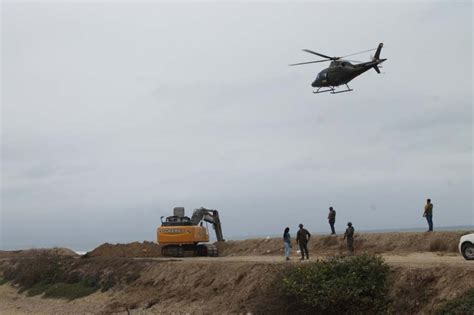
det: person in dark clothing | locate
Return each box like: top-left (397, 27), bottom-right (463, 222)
top-left (283, 227), bottom-right (292, 261)
top-left (296, 223), bottom-right (311, 260)
top-left (423, 199), bottom-right (434, 232)
top-left (343, 222), bottom-right (355, 254)
top-left (328, 207), bottom-right (336, 235)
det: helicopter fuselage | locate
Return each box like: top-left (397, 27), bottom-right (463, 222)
top-left (312, 59), bottom-right (386, 88)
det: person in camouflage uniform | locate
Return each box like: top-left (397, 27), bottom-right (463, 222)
top-left (328, 207), bottom-right (336, 235)
top-left (296, 223), bottom-right (311, 260)
top-left (343, 222), bottom-right (355, 254)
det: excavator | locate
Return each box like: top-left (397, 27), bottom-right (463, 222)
top-left (157, 207), bottom-right (224, 257)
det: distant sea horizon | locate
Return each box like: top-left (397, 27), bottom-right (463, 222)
top-left (226, 225), bottom-right (474, 241)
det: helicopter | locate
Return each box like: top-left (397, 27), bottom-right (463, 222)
top-left (290, 43), bottom-right (386, 94)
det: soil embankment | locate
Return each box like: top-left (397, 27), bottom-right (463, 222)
top-left (0, 231), bottom-right (473, 314)
top-left (1, 254), bottom-right (473, 314)
top-left (217, 231), bottom-right (470, 257)
top-left (83, 231), bottom-right (470, 258)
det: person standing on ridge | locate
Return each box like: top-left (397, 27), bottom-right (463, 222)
top-left (343, 222), bottom-right (355, 254)
top-left (283, 227), bottom-right (292, 261)
top-left (296, 223), bottom-right (311, 260)
top-left (328, 207), bottom-right (336, 235)
top-left (423, 198), bottom-right (434, 232)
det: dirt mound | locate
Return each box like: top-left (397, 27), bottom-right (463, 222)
top-left (0, 247), bottom-right (78, 259)
top-left (85, 241), bottom-right (161, 258)
top-left (217, 231), bottom-right (472, 256)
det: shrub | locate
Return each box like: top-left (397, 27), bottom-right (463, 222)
top-left (43, 281), bottom-right (99, 300)
top-left (26, 282), bottom-right (52, 296)
top-left (436, 289), bottom-right (474, 315)
top-left (281, 254), bottom-right (390, 314)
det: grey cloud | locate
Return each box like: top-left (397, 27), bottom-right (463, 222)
top-left (1, 2), bottom-right (472, 250)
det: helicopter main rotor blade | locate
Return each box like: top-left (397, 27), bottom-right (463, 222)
top-left (344, 59), bottom-right (365, 63)
top-left (302, 49), bottom-right (333, 59)
top-left (289, 59), bottom-right (330, 66)
top-left (341, 48), bottom-right (376, 58)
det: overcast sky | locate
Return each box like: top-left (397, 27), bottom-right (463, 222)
top-left (1, 1), bottom-right (472, 250)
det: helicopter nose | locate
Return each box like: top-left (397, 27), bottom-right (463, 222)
top-left (311, 80), bottom-right (318, 88)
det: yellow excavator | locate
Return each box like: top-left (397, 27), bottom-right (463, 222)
top-left (157, 207), bottom-right (224, 257)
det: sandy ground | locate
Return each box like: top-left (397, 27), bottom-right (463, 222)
top-left (0, 285), bottom-right (112, 315)
top-left (1, 252), bottom-right (472, 315)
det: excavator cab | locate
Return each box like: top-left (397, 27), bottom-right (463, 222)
top-left (157, 207), bottom-right (224, 257)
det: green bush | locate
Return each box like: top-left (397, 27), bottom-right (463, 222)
top-left (26, 282), bottom-right (52, 296)
top-left (281, 254), bottom-right (390, 314)
top-left (43, 281), bottom-right (99, 300)
top-left (436, 289), bottom-right (474, 315)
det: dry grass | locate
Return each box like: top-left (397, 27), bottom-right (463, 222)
top-left (429, 239), bottom-right (449, 252)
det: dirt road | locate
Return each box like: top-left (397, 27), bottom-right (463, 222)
top-left (139, 252), bottom-right (473, 269)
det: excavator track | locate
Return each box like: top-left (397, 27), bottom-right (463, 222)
top-left (203, 244), bottom-right (218, 257)
top-left (161, 245), bottom-right (184, 257)
top-left (162, 244), bottom-right (219, 257)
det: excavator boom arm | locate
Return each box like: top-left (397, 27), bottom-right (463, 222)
top-left (191, 208), bottom-right (225, 242)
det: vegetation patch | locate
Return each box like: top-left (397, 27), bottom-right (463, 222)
top-left (436, 288), bottom-right (474, 315)
top-left (281, 254), bottom-right (390, 314)
top-left (26, 282), bottom-right (52, 296)
top-left (2, 253), bottom-right (147, 300)
top-left (3, 253), bottom-right (68, 289)
top-left (43, 282), bottom-right (99, 300)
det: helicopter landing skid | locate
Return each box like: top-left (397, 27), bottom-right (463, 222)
top-left (313, 87), bottom-right (335, 94)
top-left (331, 88), bottom-right (353, 94)
top-left (313, 85), bottom-right (353, 95)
